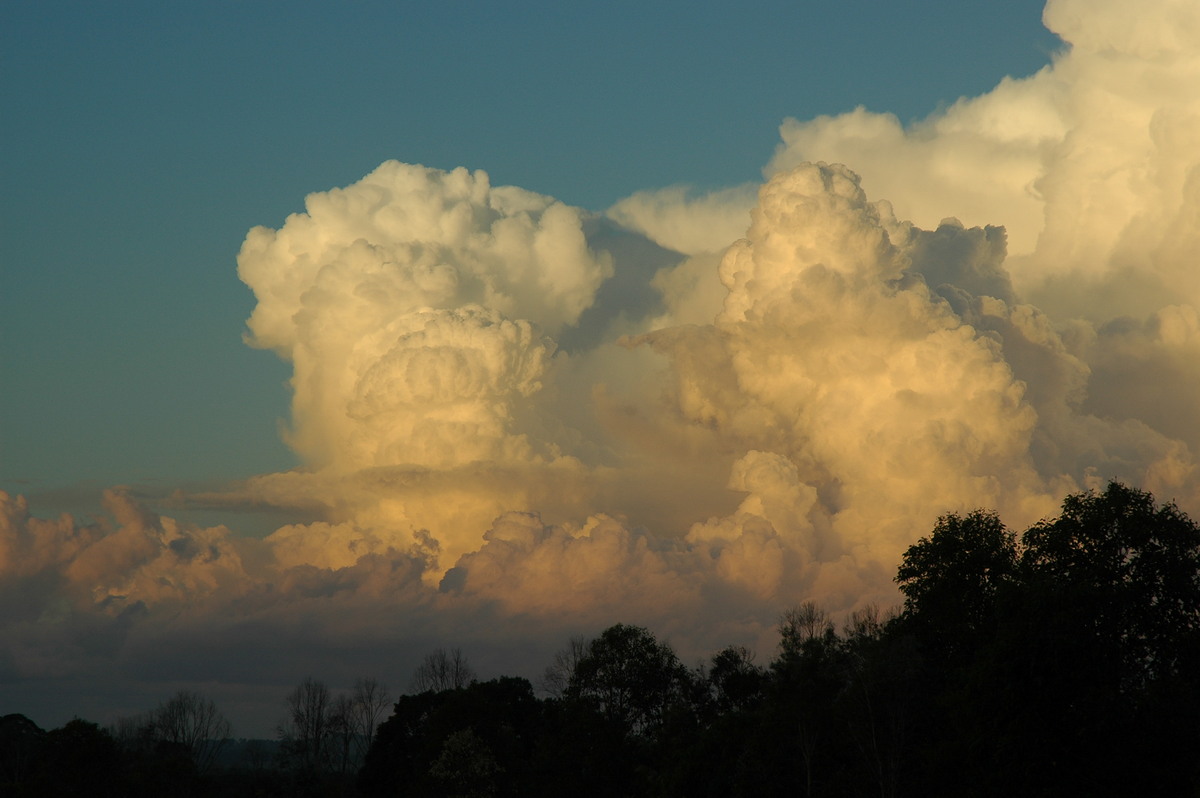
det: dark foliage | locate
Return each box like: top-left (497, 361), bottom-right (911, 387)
top-left (565, 623), bottom-right (693, 738)
top-left (896, 481), bottom-right (1200, 796)
top-left (360, 676), bottom-right (546, 797)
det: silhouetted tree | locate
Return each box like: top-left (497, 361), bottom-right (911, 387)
top-left (895, 509), bottom-right (1018, 663)
top-left (411, 647), bottom-right (475, 693)
top-left (361, 676), bottom-right (543, 797)
top-left (771, 603), bottom-right (849, 797)
top-left (279, 677), bottom-right (335, 775)
top-left (707, 645), bottom-right (766, 716)
top-left (893, 482), bottom-right (1200, 796)
top-left (37, 719), bottom-right (131, 797)
top-left (1014, 482), bottom-right (1200, 795)
top-left (0, 713), bottom-right (46, 791)
top-left (427, 728), bottom-right (501, 798)
top-left (322, 483), bottom-right (1200, 795)
top-left (837, 604), bottom-right (915, 798)
top-left (777, 602), bottom-right (835, 660)
top-left (540, 634), bottom-right (589, 698)
top-left (153, 689), bottom-right (231, 775)
top-left (1022, 481), bottom-right (1200, 687)
top-left (349, 676), bottom-right (391, 767)
top-left (328, 692), bottom-right (357, 777)
top-left (565, 623), bottom-right (692, 738)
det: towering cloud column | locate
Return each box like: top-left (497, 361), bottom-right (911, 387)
top-left (636, 164), bottom-right (1054, 603)
top-left (236, 162), bottom-right (613, 565)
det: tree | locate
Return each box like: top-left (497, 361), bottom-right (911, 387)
top-left (329, 692), bottom-right (357, 776)
top-left (153, 690), bottom-right (231, 774)
top-left (705, 643), bottom-right (763, 710)
top-left (895, 509), bottom-right (1018, 661)
top-left (892, 482), bottom-right (1200, 796)
top-left (1022, 481), bottom-right (1200, 687)
top-left (427, 728), bottom-right (501, 798)
top-left (107, 691), bottom-right (229, 792)
top-left (0, 714), bottom-right (46, 790)
top-left (108, 711), bottom-right (156, 753)
top-left (38, 719), bottom-right (130, 797)
top-left (349, 677), bottom-right (391, 765)
top-left (565, 623), bottom-right (691, 737)
top-left (771, 603), bottom-right (848, 797)
top-left (279, 677), bottom-right (335, 775)
top-left (777, 601), bottom-right (835, 664)
top-left (1015, 483), bottom-right (1200, 795)
top-left (411, 647), bottom-right (475, 693)
top-left (707, 645), bottom-right (765, 715)
top-left (540, 634), bottom-right (590, 698)
top-left (838, 604), bottom-right (915, 798)
top-left (360, 677), bottom-right (545, 797)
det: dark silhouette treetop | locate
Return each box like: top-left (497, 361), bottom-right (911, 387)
top-left (890, 481), bottom-right (1200, 796)
top-left (895, 509), bottom-right (1018, 661)
top-left (1022, 481), bottom-right (1200, 687)
top-left (566, 623), bottom-right (690, 737)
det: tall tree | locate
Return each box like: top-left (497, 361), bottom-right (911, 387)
top-left (838, 605), bottom-right (914, 798)
top-left (565, 624), bottom-right (691, 738)
top-left (153, 690), bottom-right (231, 774)
top-left (707, 645), bottom-right (765, 716)
top-left (350, 677), bottom-right (391, 765)
top-left (1015, 482), bottom-right (1200, 794)
top-left (1022, 481), bottom-right (1200, 687)
top-left (777, 602), bottom-right (835, 664)
top-left (771, 603), bottom-right (848, 797)
top-left (895, 509), bottom-right (1018, 662)
top-left (893, 482), bottom-right (1200, 796)
top-left (411, 647), bottom-right (476, 693)
top-left (279, 677), bottom-right (335, 775)
top-left (541, 634), bottom-right (590, 698)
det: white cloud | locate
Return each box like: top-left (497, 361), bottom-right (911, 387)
top-left (606, 183), bottom-right (757, 256)
top-left (770, 0), bottom-right (1200, 325)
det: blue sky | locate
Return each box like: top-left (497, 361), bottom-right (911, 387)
top-left (1, 0), bottom-right (1059, 511)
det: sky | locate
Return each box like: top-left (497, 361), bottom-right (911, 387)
top-left (3, 0), bottom-right (1199, 737)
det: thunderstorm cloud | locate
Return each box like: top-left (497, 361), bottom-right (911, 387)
top-left (4, 0), bottom-right (1200, 732)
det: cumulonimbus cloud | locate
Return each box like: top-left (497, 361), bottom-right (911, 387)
top-left (5, 0), bottom-right (1200, 732)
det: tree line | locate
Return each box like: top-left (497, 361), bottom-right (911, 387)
top-left (3, 481), bottom-right (1198, 796)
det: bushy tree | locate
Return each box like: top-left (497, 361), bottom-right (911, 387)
top-left (360, 676), bottom-right (543, 797)
top-left (565, 624), bottom-right (692, 738)
top-left (894, 481), bottom-right (1200, 796)
top-left (0, 714), bottom-right (46, 790)
top-left (895, 509), bottom-right (1018, 662)
top-left (707, 645), bottom-right (765, 716)
top-left (39, 719), bottom-right (131, 797)
top-left (1022, 481), bottom-right (1200, 687)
